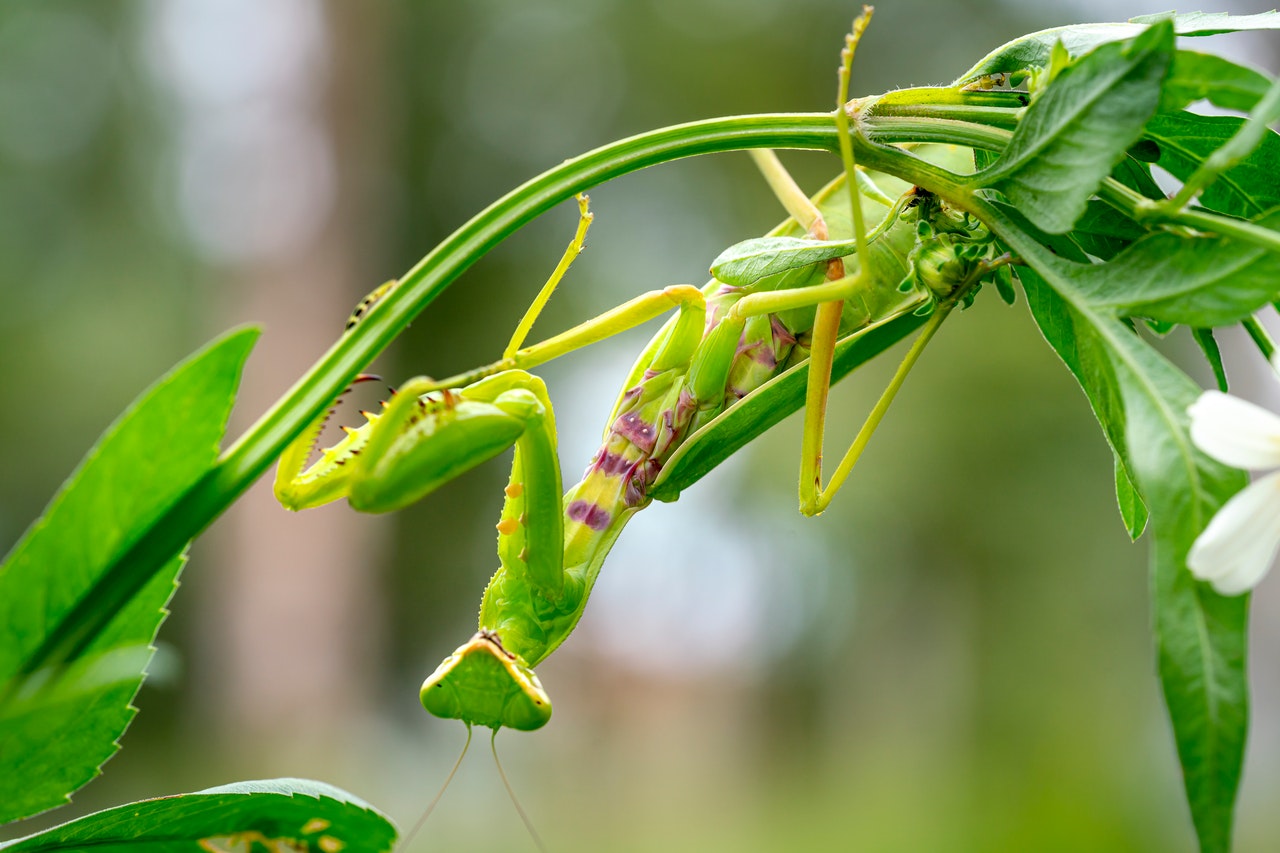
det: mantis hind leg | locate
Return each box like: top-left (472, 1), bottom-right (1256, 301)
top-left (737, 11), bottom-right (974, 516)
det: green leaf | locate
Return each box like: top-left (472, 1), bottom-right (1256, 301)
top-left (1069, 200), bottom-right (1147, 260)
top-left (1160, 51), bottom-right (1273, 113)
top-left (976, 21), bottom-right (1174, 233)
top-left (986, 201), bottom-right (1247, 853)
top-left (0, 778), bottom-right (397, 852)
top-left (1114, 455), bottom-right (1148, 540)
top-left (956, 23), bottom-right (1149, 83)
top-left (1131, 9), bottom-right (1280, 35)
top-left (710, 235), bottom-right (858, 286)
top-left (0, 328), bottom-right (258, 823)
top-left (1191, 327), bottom-right (1230, 392)
top-left (1146, 111), bottom-right (1280, 217)
top-left (1112, 152), bottom-right (1167, 202)
top-left (956, 12), bottom-right (1280, 83)
top-left (1068, 220), bottom-right (1280, 326)
top-left (1170, 77), bottom-right (1280, 211)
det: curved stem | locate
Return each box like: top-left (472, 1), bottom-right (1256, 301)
top-left (35, 111), bottom-right (930, 671)
top-left (26, 106), bottom-right (986, 671)
top-left (1243, 315), bottom-right (1278, 365)
top-left (220, 115), bottom-right (834, 487)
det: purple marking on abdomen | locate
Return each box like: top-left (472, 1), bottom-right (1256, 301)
top-left (613, 411), bottom-right (656, 452)
top-left (567, 499), bottom-right (612, 531)
top-left (594, 450), bottom-right (632, 477)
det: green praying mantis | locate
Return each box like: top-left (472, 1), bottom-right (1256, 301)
top-left (268, 11), bottom-right (1025, 738)
top-left (7, 9), bottom-right (1280, 852)
top-left (273, 141), bottom-right (1008, 733)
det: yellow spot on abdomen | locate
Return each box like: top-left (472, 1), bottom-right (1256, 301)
top-left (505, 482), bottom-right (524, 498)
top-left (496, 517), bottom-right (519, 536)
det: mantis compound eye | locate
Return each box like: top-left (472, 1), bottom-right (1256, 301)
top-left (420, 631), bottom-right (553, 732)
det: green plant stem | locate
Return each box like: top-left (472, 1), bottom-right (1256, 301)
top-left (1242, 315), bottom-right (1278, 364)
top-left (28, 111), bottom-right (967, 675)
top-left (867, 109), bottom-right (1280, 258)
top-left (869, 102), bottom-right (1023, 129)
top-left (869, 116), bottom-right (1012, 151)
top-left (1098, 179), bottom-right (1280, 254)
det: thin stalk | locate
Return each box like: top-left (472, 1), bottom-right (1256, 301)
top-left (1242, 315), bottom-right (1278, 366)
top-left (865, 116), bottom-right (1011, 152)
top-left (869, 102), bottom-right (1023, 129)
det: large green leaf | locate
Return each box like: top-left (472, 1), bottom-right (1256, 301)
top-left (984, 202), bottom-right (1247, 853)
top-left (1068, 219), bottom-right (1280, 326)
top-left (1068, 200), bottom-right (1148, 260)
top-left (956, 11), bottom-right (1280, 83)
top-left (1132, 10), bottom-right (1280, 34)
top-left (1159, 51), bottom-right (1274, 113)
top-left (1146, 111), bottom-right (1280, 217)
top-left (975, 22), bottom-right (1173, 233)
top-left (0, 778), bottom-right (396, 852)
top-left (0, 328), bottom-right (258, 823)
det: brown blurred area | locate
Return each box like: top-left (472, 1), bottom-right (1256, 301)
top-left (2, 1), bottom-right (1280, 851)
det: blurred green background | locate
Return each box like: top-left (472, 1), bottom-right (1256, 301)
top-left (3, 1), bottom-right (1280, 850)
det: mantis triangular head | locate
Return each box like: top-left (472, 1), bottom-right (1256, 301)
top-left (420, 630), bottom-right (552, 731)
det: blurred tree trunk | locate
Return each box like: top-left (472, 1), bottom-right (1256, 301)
top-left (191, 1), bottom-right (391, 772)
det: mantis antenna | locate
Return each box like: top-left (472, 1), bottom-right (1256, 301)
top-left (492, 730), bottom-right (548, 853)
top-left (400, 726), bottom-right (473, 851)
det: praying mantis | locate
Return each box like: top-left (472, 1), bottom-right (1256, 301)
top-left (273, 134), bottom-right (1008, 731)
top-left (269, 7), bottom-right (1028, 740)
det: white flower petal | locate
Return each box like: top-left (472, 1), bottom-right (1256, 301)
top-left (1188, 470), bottom-right (1280, 595)
top-left (1188, 391), bottom-right (1280, 470)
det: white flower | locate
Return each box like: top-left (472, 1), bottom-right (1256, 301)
top-left (1187, 390), bottom-right (1280, 595)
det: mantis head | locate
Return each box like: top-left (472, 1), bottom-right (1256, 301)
top-left (420, 630), bottom-right (553, 731)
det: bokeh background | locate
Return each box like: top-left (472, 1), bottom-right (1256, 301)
top-left (3, 1), bottom-right (1280, 850)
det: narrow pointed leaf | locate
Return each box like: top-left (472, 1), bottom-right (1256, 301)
top-left (1115, 456), bottom-right (1149, 540)
top-left (976, 22), bottom-right (1174, 233)
top-left (1192, 328), bottom-right (1230, 393)
top-left (0, 778), bottom-right (396, 852)
top-left (0, 328), bottom-right (258, 823)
